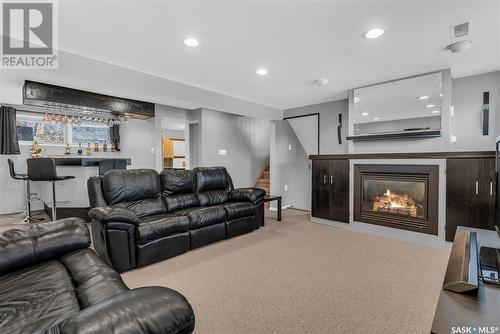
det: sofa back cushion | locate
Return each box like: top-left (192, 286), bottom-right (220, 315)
top-left (193, 167), bottom-right (231, 206)
top-left (102, 169), bottom-right (166, 217)
top-left (0, 218), bottom-right (90, 276)
top-left (160, 170), bottom-right (199, 212)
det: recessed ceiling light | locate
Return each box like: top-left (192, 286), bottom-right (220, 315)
top-left (256, 68), bottom-right (268, 76)
top-left (417, 95), bottom-right (429, 100)
top-left (315, 78), bottom-right (329, 86)
top-left (183, 38), bottom-right (199, 47)
top-left (426, 104), bottom-right (435, 108)
top-left (365, 28), bottom-right (385, 39)
top-left (179, 124), bottom-right (186, 128)
top-left (431, 110), bottom-right (440, 114)
top-left (361, 112), bottom-right (369, 116)
top-left (354, 97), bottom-right (361, 103)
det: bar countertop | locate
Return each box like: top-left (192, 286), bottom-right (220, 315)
top-left (47, 156), bottom-right (132, 167)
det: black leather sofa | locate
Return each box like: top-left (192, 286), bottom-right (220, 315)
top-left (0, 218), bottom-right (195, 334)
top-left (88, 167), bottom-right (266, 272)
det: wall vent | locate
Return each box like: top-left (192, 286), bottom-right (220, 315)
top-left (452, 22), bottom-right (469, 39)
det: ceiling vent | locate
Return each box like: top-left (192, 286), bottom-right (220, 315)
top-left (452, 23), bottom-right (469, 39)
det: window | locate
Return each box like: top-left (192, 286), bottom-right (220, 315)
top-left (70, 124), bottom-right (111, 145)
top-left (16, 114), bottom-right (111, 146)
top-left (16, 117), bottom-right (65, 144)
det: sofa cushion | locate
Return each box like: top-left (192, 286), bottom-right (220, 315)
top-left (137, 213), bottom-right (190, 244)
top-left (194, 167), bottom-right (231, 192)
top-left (102, 169), bottom-right (166, 217)
top-left (194, 167), bottom-right (232, 206)
top-left (160, 170), bottom-right (195, 196)
top-left (114, 197), bottom-right (166, 218)
top-left (0, 260), bottom-right (80, 334)
top-left (174, 206), bottom-right (227, 230)
top-left (223, 202), bottom-right (256, 220)
top-left (197, 190), bottom-right (230, 207)
top-left (60, 249), bottom-right (128, 308)
top-left (164, 193), bottom-right (200, 213)
top-left (0, 218), bottom-right (90, 276)
top-left (160, 170), bottom-right (200, 212)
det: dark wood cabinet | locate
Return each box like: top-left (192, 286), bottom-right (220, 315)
top-left (446, 158), bottom-right (496, 241)
top-left (311, 159), bottom-right (349, 223)
top-left (312, 160), bottom-right (330, 219)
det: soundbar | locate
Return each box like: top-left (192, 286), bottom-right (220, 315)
top-left (443, 231), bottom-right (479, 294)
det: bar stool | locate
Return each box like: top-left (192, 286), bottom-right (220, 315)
top-left (27, 158), bottom-right (75, 221)
top-left (99, 158), bottom-right (127, 175)
top-left (7, 159), bottom-right (40, 223)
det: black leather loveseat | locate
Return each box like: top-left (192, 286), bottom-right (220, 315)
top-left (88, 167), bottom-right (266, 272)
top-left (0, 218), bottom-right (195, 334)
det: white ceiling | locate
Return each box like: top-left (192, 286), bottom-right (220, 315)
top-left (57, 1), bottom-right (500, 110)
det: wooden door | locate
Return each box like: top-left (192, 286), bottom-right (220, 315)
top-left (312, 159), bottom-right (330, 219)
top-left (446, 158), bottom-right (492, 241)
top-left (330, 160), bottom-right (350, 223)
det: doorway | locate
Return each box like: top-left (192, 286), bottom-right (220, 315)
top-left (161, 121), bottom-right (189, 170)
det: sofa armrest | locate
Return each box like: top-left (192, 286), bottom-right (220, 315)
top-left (88, 206), bottom-right (139, 226)
top-left (230, 187), bottom-right (266, 204)
top-left (58, 287), bottom-right (195, 334)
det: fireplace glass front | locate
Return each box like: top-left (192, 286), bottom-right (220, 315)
top-left (362, 178), bottom-right (427, 219)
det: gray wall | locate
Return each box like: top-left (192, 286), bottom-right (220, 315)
top-left (283, 70), bottom-right (500, 154)
top-left (451, 71), bottom-right (500, 150)
top-left (163, 129), bottom-right (185, 139)
top-left (192, 108), bottom-right (271, 188)
top-left (278, 70), bottom-right (500, 213)
top-left (270, 121), bottom-right (311, 210)
top-left (285, 99), bottom-right (349, 154)
top-left (189, 109), bottom-right (202, 169)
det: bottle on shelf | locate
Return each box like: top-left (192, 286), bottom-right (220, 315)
top-left (77, 143), bottom-right (83, 156)
top-left (86, 143), bottom-right (92, 156)
top-left (94, 142), bottom-right (99, 152)
top-left (103, 143), bottom-right (108, 152)
top-left (64, 144), bottom-right (71, 155)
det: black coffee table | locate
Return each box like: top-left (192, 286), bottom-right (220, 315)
top-left (264, 195), bottom-right (282, 222)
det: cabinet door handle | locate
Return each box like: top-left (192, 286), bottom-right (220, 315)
top-left (323, 174), bottom-right (327, 184)
top-left (490, 182), bottom-right (493, 196)
top-left (475, 181), bottom-right (479, 195)
top-left (330, 175), bottom-right (333, 185)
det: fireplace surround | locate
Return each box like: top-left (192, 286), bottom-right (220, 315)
top-left (353, 164), bottom-right (439, 235)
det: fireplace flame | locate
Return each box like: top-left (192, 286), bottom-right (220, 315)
top-left (373, 189), bottom-right (417, 217)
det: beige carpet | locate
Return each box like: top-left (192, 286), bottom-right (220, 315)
top-left (122, 209), bottom-right (449, 334)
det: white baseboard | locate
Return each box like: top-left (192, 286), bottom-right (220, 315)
top-left (269, 205), bottom-right (291, 211)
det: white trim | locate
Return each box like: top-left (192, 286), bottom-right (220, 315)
top-left (269, 204), bottom-right (291, 211)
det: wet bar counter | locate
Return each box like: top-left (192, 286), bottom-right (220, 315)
top-left (52, 157), bottom-right (132, 166)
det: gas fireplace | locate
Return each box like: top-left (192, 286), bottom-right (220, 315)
top-left (354, 164), bottom-right (439, 235)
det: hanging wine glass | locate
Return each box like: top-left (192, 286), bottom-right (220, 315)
top-left (50, 110), bottom-right (56, 124)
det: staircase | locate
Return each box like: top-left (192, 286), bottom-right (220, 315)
top-left (255, 163), bottom-right (270, 207)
